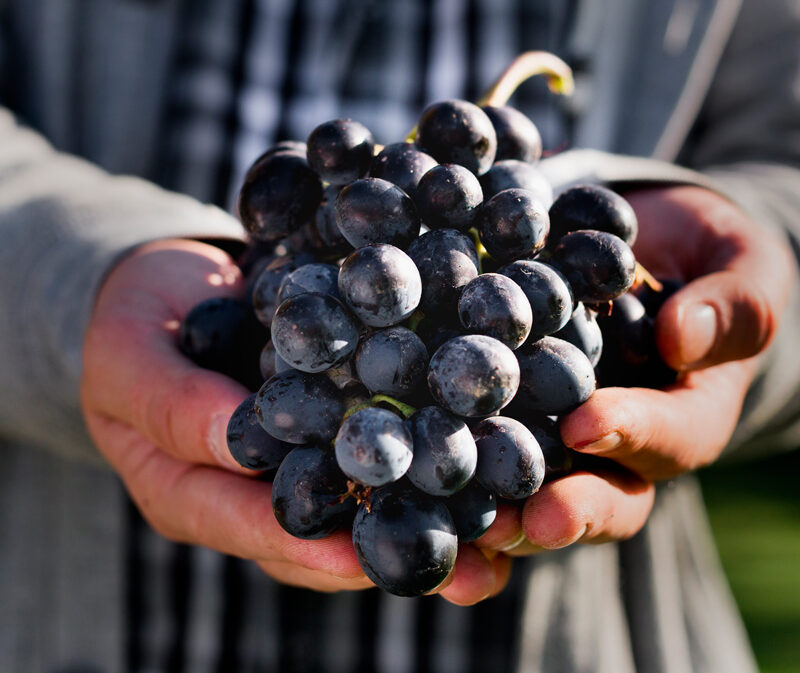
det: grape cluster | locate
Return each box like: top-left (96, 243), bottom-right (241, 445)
top-left (179, 98), bottom-right (676, 597)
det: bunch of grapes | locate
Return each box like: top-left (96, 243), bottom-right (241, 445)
top-left (178, 54), bottom-right (676, 597)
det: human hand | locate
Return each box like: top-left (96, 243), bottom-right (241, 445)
top-left (81, 239), bottom-right (504, 604)
top-left (476, 184), bottom-right (793, 556)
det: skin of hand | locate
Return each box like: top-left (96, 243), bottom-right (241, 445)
top-left (80, 238), bottom-right (505, 605)
top-left (475, 184), bottom-right (794, 556)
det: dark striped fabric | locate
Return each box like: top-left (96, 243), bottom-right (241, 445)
top-left (131, 2), bottom-right (585, 671)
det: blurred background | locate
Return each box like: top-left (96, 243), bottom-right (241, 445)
top-left (700, 449), bottom-right (800, 673)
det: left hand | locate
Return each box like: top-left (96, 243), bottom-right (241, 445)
top-left (477, 185), bottom-right (794, 555)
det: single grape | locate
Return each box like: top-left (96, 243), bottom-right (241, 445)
top-left (547, 184), bottom-right (638, 246)
top-left (481, 105), bottom-right (543, 163)
top-left (443, 480), bottom-right (497, 542)
top-left (272, 445), bottom-right (357, 539)
top-left (458, 273), bottom-right (533, 349)
top-left (416, 100), bottom-right (497, 175)
top-left (334, 407), bottom-right (413, 487)
top-left (270, 292), bottom-right (359, 373)
top-left (352, 481), bottom-right (457, 596)
top-left (369, 142), bottom-right (438, 200)
top-left (178, 297), bottom-right (268, 391)
top-left (553, 302), bottom-right (603, 367)
top-left (355, 326), bottom-right (429, 398)
top-left (473, 416), bottom-right (545, 500)
top-left (414, 164), bottom-right (483, 231)
top-left (338, 244), bottom-right (422, 327)
top-left (251, 253), bottom-right (316, 326)
top-left (478, 159), bottom-right (553, 206)
top-left (514, 337), bottom-right (596, 416)
top-left (523, 415), bottom-right (574, 483)
top-left (478, 188), bottom-right (549, 262)
top-left (259, 340), bottom-right (278, 381)
top-left (550, 230), bottom-right (636, 303)
top-left (277, 263), bottom-right (340, 303)
top-left (226, 394), bottom-right (292, 470)
top-left (497, 260), bottom-right (574, 340)
top-left (306, 118), bottom-right (374, 185)
top-left (406, 228), bottom-right (479, 317)
top-left (428, 334), bottom-right (520, 417)
top-left (237, 150), bottom-right (322, 242)
top-left (313, 185), bottom-right (354, 256)
top-left (334, 178), bottom-right (420, 249)
top-left (406, 406), bottom-right (477, 496)
top-left (255, 370), bottom-right (345, 444)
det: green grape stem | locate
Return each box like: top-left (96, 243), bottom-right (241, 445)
top-left (476, 51), bottom-right (575, 107)
top-left (371, 394), bottom-right (417, 419)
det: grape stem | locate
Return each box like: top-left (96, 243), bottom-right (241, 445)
top-left (406, 310), bottom-right (426, 333)
top-left (467, 227), bottom-right (490, 274)
top-left (476, 51), bottom-right (575, 107)
top-left (371, 394), bottom-right (417, 419)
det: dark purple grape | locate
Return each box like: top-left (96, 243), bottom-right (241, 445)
top-left (334, 407), bottom-right (413, 487)
top-left (255, 370), bottom-right (345, 444)
top-left (523, 415), bottom-right (574, 483)
top-left (514, 337), bottom-right (596, 415)
top-left (369, 142), bottom-right (438, 200)
top-left (428, 334), bottom-right (520, 418)
top-left (473, 416), bottom-right (545, 500)
top-left (334, 178), bottom-right (420, 249)
top-left (313, 185), bottom-right (354, 256)
top-left (251, 253), bottom-right (316, 326)
top-left (548, 184), bottom-right (638, 246)
top-left (271, 293), bottom-right (359, 373)
top-left (497, 260), bottom-right (574, 340)
top-left (407, 228), bottom-right (479, 317)
top-left (262, 140), bottom-right (307, 157)
top-left (406, 406), bottom-right (477, 496)
top-left (306, 119), bottom-right (374, 185)
top-left (415, 100), bottom-right (497, 176)
top-left (237, 151), bottom-right (323, 242)
top-left (355, 327), bottom-right (428, 398)
top-left (481, 105), bottom-right (543, 163)
top-left (352, 482), bottom-right (457, 596)
top-left (277, 263), bottom-right (340, 303)
top-left (550, 230), bottom-right (636, 303)
top-left (458, 273), bottom-right (532, 349)
top-left (178, 297), bottom-right (268, 391)
top-left (415, 319), bottom-right (465, 356)
top-left (443, 480), bottom-right (497, 542)
top-left (259, 340), bottom-right (278, 382)
top-left (338, 244), bottom-right (422, 327)
top-left (478, 188), bottom-right (549, 262)
top-left (553, 303), bottom-right (603, 366)
top-left (414, 164), bottom-right (483, 231)
top-left (226, 394), bottom-right (292, 470)
top-left (478, 160), bottom-right (553, 206)
top-left (595, 292), bottom-right (677, 388)
top-left (271, 445), bottom-right (357, 539)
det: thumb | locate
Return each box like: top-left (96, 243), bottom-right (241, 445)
top-left (655, 269), bottom-right (778, 371)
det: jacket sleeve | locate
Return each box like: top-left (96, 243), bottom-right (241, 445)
top-left (0, 107), bottom-right (246, 465)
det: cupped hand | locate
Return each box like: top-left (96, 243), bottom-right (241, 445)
top-left (476, 184), bottom-right (793, 556)
top-left (81, 239), bottom-right (501, 604)
top-left (560, 185), bottom-right (794, 482)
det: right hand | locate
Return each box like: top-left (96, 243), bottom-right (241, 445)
top-left (80, 239), bottom-right (506, 603)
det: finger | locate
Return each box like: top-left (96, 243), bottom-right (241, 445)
top-left (82, 242), bottom-right (255, 472)
top-left (86, 413), bottom-right (365, 580)
top-left (560, 359), bottom-right (754, 480)
top-left (256, 560), bottom-right (374, 593)
top-left (655, 270), bottom-right (784, 371)
top-left (473, 501), bottom-right (524, 552)
top-left (438, 544), bottom-right (499, 606)
top-left (521, 469), bottom-right (654, 549)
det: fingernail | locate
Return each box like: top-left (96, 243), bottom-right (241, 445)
top-left (575, 431), bottom-right (622, 454)
top-left (497, 531), bottom-right (527, 552)
top-left (207, 412), bottom-right (235, 469)
top-left (679, 303), bottom-right (717, 368)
